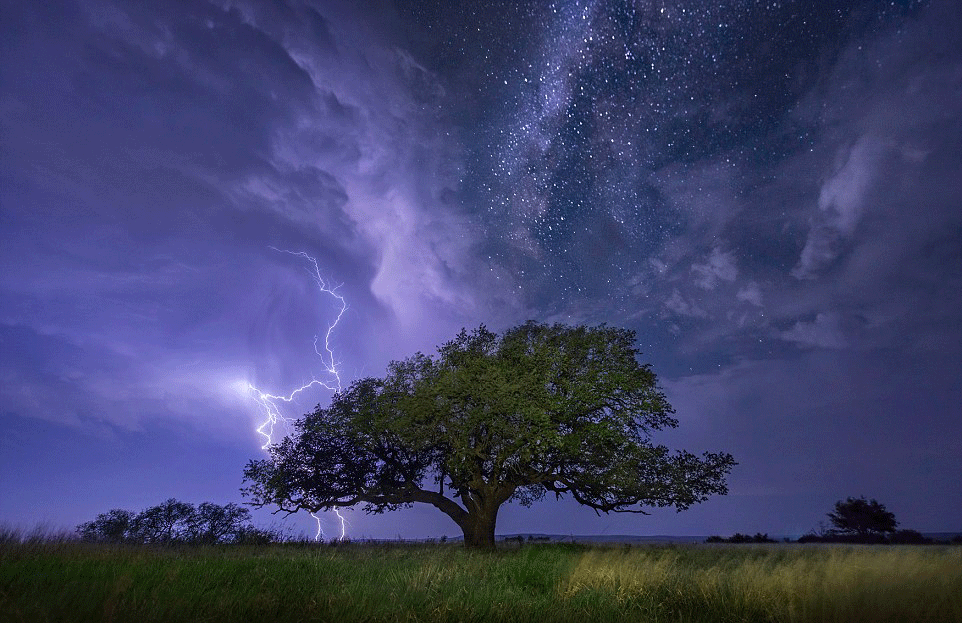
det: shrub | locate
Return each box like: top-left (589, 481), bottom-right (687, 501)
top-left (890, 529), bottom-right (930, 545)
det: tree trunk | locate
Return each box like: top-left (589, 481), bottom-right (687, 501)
top-left (460, 504), bottom-right (499, 549)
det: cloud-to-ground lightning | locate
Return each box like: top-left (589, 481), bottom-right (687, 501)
top-left (247, 248), bottom-right (349, 541)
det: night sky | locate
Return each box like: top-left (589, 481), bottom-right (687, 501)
top-left (2, 0), bottom-right (960, 540)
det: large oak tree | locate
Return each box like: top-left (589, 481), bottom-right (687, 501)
top-left (243, 322), bottom-right (735, 548)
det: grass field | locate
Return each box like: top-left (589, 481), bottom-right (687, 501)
top-left (1, 537), bottom-right (960, 622)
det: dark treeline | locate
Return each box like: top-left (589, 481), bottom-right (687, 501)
top-left (795, 529), bottom-right (962, 545)
top-left (707, 497), bottom-right (962, 545)
top-left (705, 530), bottom-right (962, 545)
top-left (74, 496), bottom-right (960, 547)
top-left (798, 497), bottom-right (961, 545)
top-left (76, 499), bottom-right (285, 545)
top-left (705, 533), bottom-right (777, 544)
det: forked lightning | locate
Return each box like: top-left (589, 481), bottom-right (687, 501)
top-left (247, 248), bottom-right (349, 540)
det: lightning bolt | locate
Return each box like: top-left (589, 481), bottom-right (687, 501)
top-left (247, 248), bottom-right (349, 541)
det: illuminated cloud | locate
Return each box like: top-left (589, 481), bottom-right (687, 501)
top-left (793, 137), bottom-right (885, 279)
top-left (780, 313), bottom-right (848, 350)
top-left (692, 248), bottom-right (738, 290)
top-left (735, 283), bottom-right (763, 308)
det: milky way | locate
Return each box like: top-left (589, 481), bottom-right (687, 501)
top-left (399, 2), bottom-right (929, 314)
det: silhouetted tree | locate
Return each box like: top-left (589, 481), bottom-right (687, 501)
top-left (192, 502), bottom-right (252, 543)
top-left (129, 498), bottom-right (196, 543)
top-left (827, 496), bottom-right (898, 537)
top-left (77, 500), bottom-right (260, 544)
top-left (77, 509), bottom-right (136, 543)
top-left (243, 322), bottom-right (735, 549)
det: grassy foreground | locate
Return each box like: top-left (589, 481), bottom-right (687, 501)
top-left (1, 540), bottom-right (960, 622)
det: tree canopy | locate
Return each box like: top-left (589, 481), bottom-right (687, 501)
top-left (243, 322), bottom-right (735, 548)
top-left (827, 497), bottom-right (898, 537)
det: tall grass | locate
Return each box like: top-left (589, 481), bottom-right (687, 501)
top-left (1, 538), bottom-right (959, 622)
top-left (561, 545), bottom-right (962, 622)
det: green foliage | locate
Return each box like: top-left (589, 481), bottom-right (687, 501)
top-left (77, 500), bottom-right (253, 544)
top-left (243, 322), bottom-right (735, 548)
top-left (2, 541), bottom-right (960, 622)
top-left (827, 496), bottom-right (898, 537)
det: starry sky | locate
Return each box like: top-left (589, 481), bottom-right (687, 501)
top-left (2, 0), bottom-right (960, 539)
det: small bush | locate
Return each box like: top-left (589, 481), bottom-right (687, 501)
top-left (890, 529), bottom-right (930, 544)
top-left (705, 532), bottom-right (775, 543)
